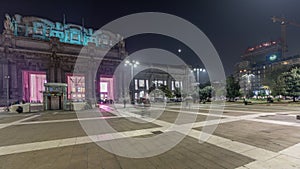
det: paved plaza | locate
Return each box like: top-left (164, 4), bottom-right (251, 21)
top-left (0, 103), bottom-right (300, 169)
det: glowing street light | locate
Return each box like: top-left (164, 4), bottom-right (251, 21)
top-left (193, 67), bottom-right (206, 84)
top-left (242, 73), bottom-right (255, 98)
top-left (124, 60), bottom-right (139, 103)
top-left (242, 73), bottom-right (255, 83)
top-left (124, 60), bottom-right (139, 78)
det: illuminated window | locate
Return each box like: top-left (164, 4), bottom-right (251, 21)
top-left (175, 81), bottom-right (180, 88)
top-left (146, 80), bottom-right (149, 90)
top-left (67, 75), bottom-right (85, 101)
top-left (139, 80), bottom-right (145, 87)
top-left (139, 91), bottom-right (144, 98)
top-left (135, 79), bottom-right (138, 90)
top-left (172, 81), bottom-right (175, 90)
top-left (36, 28), bottom-right (43, 35)
top-left (72, 33), bottom-right (79, 40)
top-left (100, 82), bottom-right (108, 92)
top-left (158, 81), bottom-right (163, 86)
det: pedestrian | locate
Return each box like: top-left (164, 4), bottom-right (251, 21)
top-left (123, 99), bottom-right (126, 108)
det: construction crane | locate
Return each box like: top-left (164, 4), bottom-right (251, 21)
top-left (271, 16), bottom-right (300, 58)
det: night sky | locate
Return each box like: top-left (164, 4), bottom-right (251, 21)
top-left (1, 0), bottom-right (300, 75)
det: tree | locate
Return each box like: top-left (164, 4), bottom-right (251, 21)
top-left (148, 84), bottom-right (156, 94)
top-left (173, 87), bottom-right (182, 98)
top-left (226, 75), bottom-right (241, 101)
top-left (263, 64), bottom-right (291, 95)
top-left (148, 84), bottom-right (173, 98)
top-left (279, 67), bottom-right (300, 102)
top-left (158, 85), bottom-right (173, 98)
top-left (199, 86), bottom-right (214, 102)
top-left (272, 75), bottom-right (285, 97)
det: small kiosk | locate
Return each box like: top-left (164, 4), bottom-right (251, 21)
top-left (43, 83), bottom-right (67, 110)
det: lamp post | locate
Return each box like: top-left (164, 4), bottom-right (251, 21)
top-left (125, 60), bottom-right (139, 79)
top-left (241, 73), bottom-right (255, 98)
top-left (4, 75), bottom-right (10, 110)
top-left (124, 60), bottom-right (139, 103)
top-left (193, 68), bottom-right (206, 84)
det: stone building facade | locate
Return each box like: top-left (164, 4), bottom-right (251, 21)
top-left (0, 14), bottom-right (126, 106)
top-left (0, 14), bottom-right (192, 107)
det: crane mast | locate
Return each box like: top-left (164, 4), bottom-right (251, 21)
top-left (271, 16), bottom-right (300, 58)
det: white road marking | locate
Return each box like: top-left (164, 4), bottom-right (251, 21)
top-left (0, 104), bottom-right (300, 168)
top-left (0, 115), bottom-right (40, 129)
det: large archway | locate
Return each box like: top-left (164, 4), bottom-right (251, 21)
top-left (22, 71), bottom-right (47, 103)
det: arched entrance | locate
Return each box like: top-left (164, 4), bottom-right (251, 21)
top-left (22, 71), bottom-right (47, 103)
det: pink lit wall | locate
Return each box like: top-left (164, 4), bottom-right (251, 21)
top-left (22, 71), bottom-right (46, 103)
top-left (100, 77), bottom-right (114, 100)
top-left (66, 73), bottom-right (85, 100)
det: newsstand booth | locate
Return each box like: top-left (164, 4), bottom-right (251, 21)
top-left (43, 83), bottom-right (67, 110)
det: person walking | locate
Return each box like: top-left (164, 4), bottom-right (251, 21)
top-left (123, 99), bottom-right (126, 108)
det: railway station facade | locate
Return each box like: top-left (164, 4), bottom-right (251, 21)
top-left (0, 14), bottom-right (191, 108)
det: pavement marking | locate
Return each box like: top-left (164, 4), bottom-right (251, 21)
top-left (279, 143), bottom-right (300, 159)
top-left (16, 115), bottom-right (125, 125)
top-left (0, 114), bottom-right (40, 130)
top-left (123, 106), bottom-right (300, 128)
top-left (104, 106), bottom-right (300, 168)
top-left (186, 129), bottom-right (278, 160)
top-left (166, 103), bottom-right (300, 112)
top-left (240, 154), bottom-right (300, 169)
top-left (246, 118), bottom-right (300, 127)
top-left (1, 104), bottom-right (299, 168)
top-left (0, 127), bottom-right (162, 156)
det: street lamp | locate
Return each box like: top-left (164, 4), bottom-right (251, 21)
top-left (193, 68), bottom-right (206, 84)
top-left (4, 75), bottom-right (10, 110)
top-left (124, 60), bottom-right (139, 103)
top-left (124, 60), bottom-right (139, 79)
top-left (241, 73), bottom-right (255, 98)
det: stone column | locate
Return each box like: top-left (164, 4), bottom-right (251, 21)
top-left (47, 60), bottom-right (55, 83)
top-left (1, 31), bottom-right (13, 104)
top-left (56, 63), bottom-right (62, 83)
top-left (85, 43), bottom-right (97, 106)
top-left (48, 37), bottom-right (61, 83)
top-left (0, 63), bottom-right (3, 98)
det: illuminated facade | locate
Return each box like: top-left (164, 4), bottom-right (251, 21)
top-left (235, 40), bottom-right (282, 95)
top-left (0, 14), bottom-right (194, 107)
top-left (6, 14), bottom-right (122, 47)
top-left (0, 14), bottom-right (126, 106)
top-left (126, 67), bottom-right (190, 102)
top-left (235, 39), bottom-right (300, 96)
